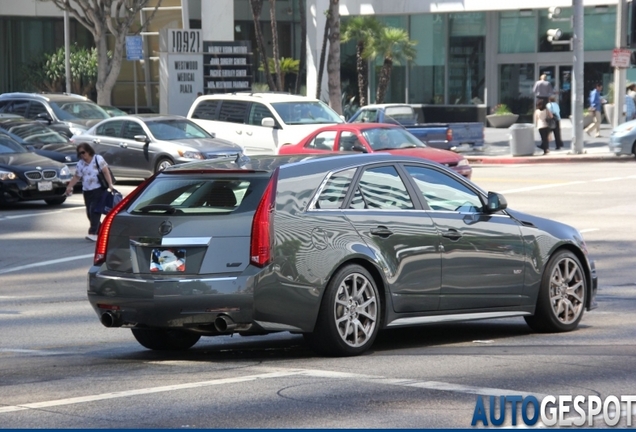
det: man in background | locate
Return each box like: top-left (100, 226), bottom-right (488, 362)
top-left (533, 74), bottom-right (553, 105)
top-left (585, 82), bottom-right (606, 138)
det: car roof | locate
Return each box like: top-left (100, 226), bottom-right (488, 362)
top-left (195, 92), bottom-right (322, 104)
top-left (314, 123), bottom-right (400, 132)
top-left (99, 114), bottom-right (187, 122)
top-left (360, 103), bottom-right (413, 110)
top-left (0, 92), bottom-right (92, 103)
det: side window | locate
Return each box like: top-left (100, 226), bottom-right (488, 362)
top-left (218, 101), bottom-right (248, 124)
top-left (354, 165), bottom-right (414, 210)
top-left (350, 109), bottom-right (378, 123)
top-left (6, 101), bottom-right (29, 117)
top-left (338, 131), bottom-right (363, 152)
top-left (96, 121), bottom-right (124, 138)
top-left (191, 100), bottom-right (219, 120)
top-left (122, 121), bottom-right (145, 140)
top-left (306, 131), bottom-right (337, 150)
top-left (404, 165), bottom-right (482, 212)
top-left (28, 102), bottom-right (48, 118)
top-left (316, 168), bottom-right (356, 209)
top-left (247, 103), bottom-right (274, 126)
top-left (0, 101), bottom-right (10, 112)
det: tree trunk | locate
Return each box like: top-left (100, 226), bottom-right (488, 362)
top-left (316, 10), bottom-right (329, 99)
top-left (269, 0), bottom-right (283, 91)
top-left (356, 41), bottom-right (368, 107)
top-left (375, 59), bottom-right (392, 104)
top-left (294, 0), bottom-right (306, 95)
top-left (250, 0), bottom-right (277, 91)
top-left (326, 0), bottom-right (342, 114)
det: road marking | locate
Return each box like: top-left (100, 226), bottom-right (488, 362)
top-left (0, 254), bottom-right (93, 275)
top-left (579, 228), bottom-right (600, 233)
top-left (500, 180), bottom-right (586, 194)
top-left (0, 206), bottom-right (84, 221)
top-left (0, 349), bottom-right (74, 356)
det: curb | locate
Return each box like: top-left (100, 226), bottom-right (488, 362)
top-left (466, 154), bottom-right (633, 164)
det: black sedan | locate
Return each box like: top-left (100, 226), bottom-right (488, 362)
top-left (87, 153), bottom-right (597, 357)
top-left (0, 135), bottom-right (72, 206)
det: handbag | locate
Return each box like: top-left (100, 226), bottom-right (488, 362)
top-left (547, 116), bottom-right (557, 130)
top-left (95, 156), bottom-right (116, 189)
top-left (93, 189), bottom-right (123, 215)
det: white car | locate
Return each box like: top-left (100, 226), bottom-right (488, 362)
top-left (186, 93), bottom-right (344, 155)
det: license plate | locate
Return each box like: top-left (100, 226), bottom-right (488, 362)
top-left (37, 181), bottom-right (52, 191)
top-left (150, 248), bottom-right (186, 272)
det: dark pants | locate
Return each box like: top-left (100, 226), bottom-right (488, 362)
top-left (538, 127), bottom-right (550, 151)
top-left (552, 120), bottom-right (563, 149)
top-left (83, 187), bottom-right (104, 235)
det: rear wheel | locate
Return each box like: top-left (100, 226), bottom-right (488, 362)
top-left (131, 328), bottom-right (201, 351)
top-left (525, 250), bottom-right (586, 333)
top-left (154, 157), bottom-right (174, 174)
top-left (45, 197), bottom-right (66, 206)
top-left (305, 264), bottom-right (380, 357)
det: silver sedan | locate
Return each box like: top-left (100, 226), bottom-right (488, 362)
top-left (73, 115), bottom-right (243, 179)
top-left (609, 118), bottom-right (636, 157)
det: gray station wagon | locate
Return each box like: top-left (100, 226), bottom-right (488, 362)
top-left (87, 153), bottom-right (597, 356)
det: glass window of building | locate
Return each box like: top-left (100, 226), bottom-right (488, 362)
top-left (448, 12), bottom-right (485, 105)
top-left (499, 11), bottom-right (536, 53)
top-left (499, 64), bottom-right (535, 121)
top-left (408, 14), bottom-right (445, 104)
top-left (584, 6), bottom-right (616, 51)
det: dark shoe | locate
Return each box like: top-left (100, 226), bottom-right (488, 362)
top-left (543, 150), bottom-right (550, 155)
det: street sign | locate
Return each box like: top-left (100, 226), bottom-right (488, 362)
top-left (611, 48), bottom-right (631, 68)
top-left (126, 36), bottom-right (143, 61)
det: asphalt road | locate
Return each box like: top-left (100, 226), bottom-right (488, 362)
top-left (0, 163), bottom-right (635, 428)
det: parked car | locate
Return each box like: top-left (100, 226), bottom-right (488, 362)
top-left (187, 92), bottom-right (344, 155)
top-left (0, 134), bottom-right (72, 206)
top-left (74, 114), bottom-right (243, 179)
top-left (0, 118), bottom-right (79, 174)
top-left (279, 123), bottom-right (472, 179)
top-left (87, 153), bottom-right (597, 357)
top-left (0, 92), bottom-right (110, 137)
top-left (100, 105), bottom-right (128, 117)
top-left (609, 119), bottom-right (636, 156)
top-left (348, 104), bottom-right (485, 151)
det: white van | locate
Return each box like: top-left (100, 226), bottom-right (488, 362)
top-left (186, 93), bottom-right (344, 155)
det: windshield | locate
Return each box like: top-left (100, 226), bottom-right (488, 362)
top-left (5, 123), bottom-right (68, 144)
top-left (0, 137), bottom-right (27, 154)
top-left (362, 127), bottom-right (426, 151)
top-left (146, 119), bottom-right (212, 141)
top-left (270, 101), bottom-right (344, 125)
top-left (50, 101), bottom-right (110, 121)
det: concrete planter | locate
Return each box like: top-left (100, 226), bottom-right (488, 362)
top-left (570, 113), bottom-right (595, 128)
top-left (603, 104), bottom-right (614, 125)
top-left (486, 113), bottom-right (519, 128)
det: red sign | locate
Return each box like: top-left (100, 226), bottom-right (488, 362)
top-left (611, 49), bottom-right (632, 68)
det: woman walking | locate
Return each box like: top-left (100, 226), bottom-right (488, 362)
top-left (534, 99), bottom-right (552, 155)
top-left (547, 95), bottom-right (564, 150)
top-left (64, 143), bottom-right (114, 241)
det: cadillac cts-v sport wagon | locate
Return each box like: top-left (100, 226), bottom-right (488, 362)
top-left (87, 153), bottom-right (597, 356)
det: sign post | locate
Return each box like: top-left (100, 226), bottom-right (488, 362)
top-left (126, 35), bottom-right (144, 114)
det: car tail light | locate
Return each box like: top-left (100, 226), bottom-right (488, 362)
top-left (94, 177), bottom-right (154, 266)
top-left (250, 168), bottom-right (279, 267)
top-left (446, 128), bottom-right (453, 142)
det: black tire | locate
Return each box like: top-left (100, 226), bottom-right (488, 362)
top-left (45, 197), bottom-right (66, 206)
top-left (154, 157), bottom-right (174, 174)
top-left (131, 328), bottom-right (201, 351)
top-left (305, 264), bottom-right (380, 357)
top-left (525, 250), bottom-right (587, 333)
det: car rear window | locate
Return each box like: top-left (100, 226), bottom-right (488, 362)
top-left (128, 175), bottom-right (270, 215)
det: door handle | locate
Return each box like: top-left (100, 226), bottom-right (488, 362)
top-left (246, 131), bottom-right (253, 136)
top-left (119, 143), bottom-right (128, 148)
top-left (235, 130), bottom-right (243, 135)
top-left (92, 139), bottom-right (100, 144)
top-left (442, 229), bottom-right (462, 240)
top-left (370, 226), bottom-right (393, 237)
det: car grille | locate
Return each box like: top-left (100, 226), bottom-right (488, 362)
top-left (205, 152), bottom-right (239, 160)
top-left (25, 169), bottom-right (58, 180)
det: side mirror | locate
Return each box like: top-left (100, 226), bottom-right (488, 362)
top-left (261, 117), bottom-right (275, 128)
top-left (486, 191), bottom-right (508, 213)
top-left (35, 112), bottom-right (53, 124)
top-left (134, 134), bottom-right (150, 144)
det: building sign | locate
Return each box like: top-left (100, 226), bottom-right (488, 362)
top-left (167, 29), bottom-right (202, 53)
top-left (203, 41), bottom-right (253, 93)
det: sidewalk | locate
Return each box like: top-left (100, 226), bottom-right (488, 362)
top-left (461, 119), bottom-right (634, 164)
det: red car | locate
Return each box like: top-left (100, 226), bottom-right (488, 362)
top-left (279, 123), bottom-right (472, 179)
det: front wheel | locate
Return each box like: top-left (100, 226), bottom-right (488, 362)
top-left (525, 250), bottom-right (587, 333)
top-left (154, 157), bottom-right (174, 174)
top-left (305, 264), bottom-right (380, 357)
top-left (131, 328), bottom-right (201, 351)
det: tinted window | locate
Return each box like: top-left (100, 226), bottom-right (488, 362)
top-left (350, 109), bottom-right (379, 123)
top-left (146, 120), bottom-right (211, 140)
top-left (96, 121), bottom-right (124, 137)
top-left (122, 121), bottom-right (146, 140)
top-left (270, 101), bottom-right (344, 125)
top-left (218, 101), bottom-right (248, 124)
top-left (0, 137), bottom-right (26, 153)
top-left (49, 101), bottom-right (109, 120)
top-left (0, 101), bottom-right (10, 112)
top-left (353, 165), bottom-right (414, 210)
top-left (338, 131), bottom-right (363, 152)
top-left (316, 168), bottom-right (356, 209)
top-left (306, 131), bottom-right (337, 150)
top-left (404, 165), bottom-right (482, 212)
top-left (362, 127), bottom-right (425, 150)
top-left (5, 122), bottom-right (67, 143)
top-left (28, 102), bottom-right (48, 118)
top-left (247, 103), bottom-right (274, 126)
top-left (6, 101), bottom-right (29, 117)
top-left (191, 100), bottom-right (220, 120)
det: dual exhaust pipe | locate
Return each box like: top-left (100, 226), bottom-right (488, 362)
top-left (100, 311), bottom-right (237, 332)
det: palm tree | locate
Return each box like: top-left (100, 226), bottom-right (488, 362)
top-left (316, 9), bottom-right (330, 99)
top-left (259, 57), bottom-right (300, 91)
top-left (249, 0), bottom-right (277, 91)
top-left (326, 0), bottom-right (342, 114)
top-left (341, 16), bottom-right (383, 107)
top-left (368, 27), bottom-right (417, 104)
top-left (294, 0), bottom-right (306, 95)
top-left (269, 0), bottom-right (283, 91)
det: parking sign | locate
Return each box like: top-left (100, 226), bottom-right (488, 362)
top-left (126, 36), bottom-right (143, 61)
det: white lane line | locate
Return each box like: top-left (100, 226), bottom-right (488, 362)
top-left (579, 228), bottom-right (600, 233)
top-left (0, 254), bottom-right (93, 275)
top-left (0, 367), bottom-right (546, 415)
top-left (0, 349), bottom-right (74, 356)
top-left (500, 180), bottom-right (586, 194)
top-left (0, 206), bottom-right (84, 221)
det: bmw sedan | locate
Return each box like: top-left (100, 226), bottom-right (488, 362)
top-left (74, 115), bottom-right (244, 179)
top-left (279, 123), bottom-right (472, 179)
top-left (0, 135), bottom-right (72, 206)
top-left (87, 153), bottom-right (597, 356)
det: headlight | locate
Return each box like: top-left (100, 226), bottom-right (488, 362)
top-left (68, 126), bottom-right (87, 136)
top-left (0, 169), bottom-right (17, 180)
top-left (456, 158), bottom-right (470, 167)
top-left (59, 166), bottom-right (71, 177)
top-left (179, 150), bottom-right (205, 160)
